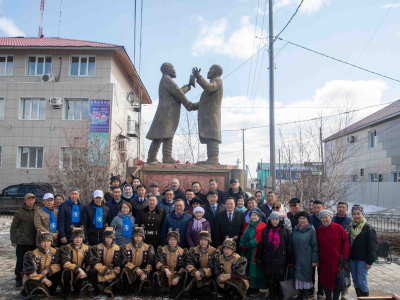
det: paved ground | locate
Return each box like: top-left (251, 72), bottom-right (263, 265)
top-left (1, 216), bottom-right (399, 299)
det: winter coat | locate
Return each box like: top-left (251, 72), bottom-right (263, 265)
top-left (146, 74), bottom-right (192, 140)
top-left (194, 192), bottom-right (207, 205)
top-left (317, 222), bottom-right (350, 289)
top-left (288, 211), bottom-right (302, 228)
top-left (186, 218), bottom-right (211, 248)
top-left (81, 201), bottom-right (112, 245)
top-left (202, 202), bottom-right (225, 246)
top-left (227, 187), bottom-right (248, 202)
top-left (34, 207), bottom-right (59, 246)
top-left (292, 223), bottom-right (319, 283)
top-left (333, 215), bottom-right (351, 229)
top-left (240, 220), bottom-right (267, 289)
top-left (129, 197), bottom-right (149, 219)
top-left (259, 203), bottom-right (273, 219)
top-left (110, 211), bottom-right (136, 246)
top-left (216, 188), bottom-right (227, 204)
top-left (161, 211), bottom-right (193, 248)
top-left (57, 199), bottom-right (85, 240)
top-left (157, 198), bottom-right (175, 215)
top-left (105, 198), bottom-right (125, 220)
top-left (215, 210), bottom-right (245, 248)
top-left (256, 219), bottom-right (293, 275)
top-left (137, 205), bottom-right (166, 249)
top-left (348, 223), bottom-right (377, 265)
top-left (309, 213), bottom-right (322, 230)
top-left (10, 203), bottom-right (38, 245)
top-left (193, 74), bottom-right (223, 143)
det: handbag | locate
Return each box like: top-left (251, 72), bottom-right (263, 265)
top-left (279, 266), bottom-right (300, 300)
top-left (336, 255), bottom-right (351, 291)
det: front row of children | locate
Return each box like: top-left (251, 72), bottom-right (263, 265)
top-left (20, 224), bottom-right (249, 300)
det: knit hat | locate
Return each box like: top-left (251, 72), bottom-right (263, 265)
top-left (70, 225), bottom-right (85, 240)
top-left (167, 228), bottom-right (180, 243)
top-left (319, 210), bottom-right (333, 219)
top-left (193, 207), bottom-right (205, 215)
top-left (221, 236), bottom-right (237, 251)
top-left (249, 207), bottom-right (262, 217)
top-left (103, 224), bottom-right (116, 239)
top-left (351, 205), bottom-right (364, 214)
top-left (297, 211), bottom-right (310, 220)
top-left (38, 230), bottom-right (53, 243)
top-left (133, 224), bottom-right (145, 238)
top-left (270, 211), bottom-right (282, 219)
top-left (198, 229), bottom-right (212, 243)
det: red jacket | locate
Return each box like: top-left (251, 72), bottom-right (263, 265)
top-left (317, 222), bottom-right (350, 289)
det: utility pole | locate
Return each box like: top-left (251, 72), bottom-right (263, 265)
top-left (268, 0), bottom-right (276, 191)
top-left (242, 128), bottom-right (246, 170)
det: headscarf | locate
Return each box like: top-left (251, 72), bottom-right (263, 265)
top-left (122, 184), bottom-right (134, 199)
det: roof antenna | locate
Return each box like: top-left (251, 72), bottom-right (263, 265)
top-left (58, 0), bottom-right (63, 38)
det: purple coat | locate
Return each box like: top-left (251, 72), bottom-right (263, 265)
top-left (186, 218), bottom-right (211, 248)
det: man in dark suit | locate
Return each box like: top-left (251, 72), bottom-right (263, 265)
top-left (259, 191), bottom-right (276, 219)
top-left (209, 178), bottom-right (227, 204)
top-left (215, 197), bottom-right (245, 249)
top-left (201, 190), bottom-right (225, 246)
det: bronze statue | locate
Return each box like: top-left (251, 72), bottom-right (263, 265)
top-left (146, 63), bottom-right (193, 163)
top-left (191, 65), bottom-right (223, 164)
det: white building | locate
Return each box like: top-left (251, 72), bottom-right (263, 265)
top-left (323, 100), bottom-right (400, 208)
top-left (0, 37), bottom-right (151, 189)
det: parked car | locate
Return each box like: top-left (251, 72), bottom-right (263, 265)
top-left (0, 183), bottom-right (56, 212)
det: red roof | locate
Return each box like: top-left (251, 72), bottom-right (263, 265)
top-left (0, 37), bottom-right (122, 48)
top-left (324, 99), bottom-right (400, 142)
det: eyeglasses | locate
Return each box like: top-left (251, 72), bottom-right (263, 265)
top-left (272, 206), bottom-right (280, 209)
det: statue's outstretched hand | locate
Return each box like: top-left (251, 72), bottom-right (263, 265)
top-left (192, 67), bottom-right (201, 79)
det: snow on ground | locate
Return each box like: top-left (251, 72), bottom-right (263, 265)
top-left (346, 201), bottom-right (388, 215)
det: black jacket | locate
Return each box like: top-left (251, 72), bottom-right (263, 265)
top-left (260, 203), bottom-right (273, 219)
top-left (288, 211), bottom-right (302, 228)
top-left (215, 210), bottom-right (245, 248)
top-left (194, 192), bottom-right (207, 205)
top-left (257, 219), bottom-right (293, 275)
top-left (216, 188), bottom-right (227, 204)
top-left (105, 198), bottom-right (125, 220)
top-left (202, 202), bottom-right (225, 246)
top-left (348, 223), bottom-right (378, 265)
top-left (137, 205), bottom-right (166, 249)
top-left (57, 199), bottom-right (85, 240)
top-left (129, 197), bottom-right (149, 219)
top-left (227, 187), bottom-right (248, 202)
top-left (81, 201), bottom-right (112, 245)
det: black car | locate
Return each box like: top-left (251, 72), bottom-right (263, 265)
top-left (0, 183), bottom-right (56, 212)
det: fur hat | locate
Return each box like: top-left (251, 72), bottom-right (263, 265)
top-left (167, 228), bottom-right (180, 243)
top-left (221, 236), bottom-right (238, 251)
top-left (197, 229), bottom-right (212, 243)
top-left (110, 173), bottom-right (121, 185)
top-left (133, 224), bottom-right (145, 239)
top-left (103, 224), bottom-right (116, 239)
top-left (38, 230), bottom-right (53, 243)
top-left (70, 225), bottom-right (85, 240)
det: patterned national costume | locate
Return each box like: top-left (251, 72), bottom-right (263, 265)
top-left (120, 224), bottom-right (155, 295)
top-left (60, 226), bottom-right (94, 298)
top-left (184, 230), bottom-right (219, 297)
top-left (20, 230), bottom-right (62, 299)
top-left (213, 236), bottom-right (249, 300)
top-left (88, 224), bottom-right (124, 297)
top-left (153, 228), bottom-right (187, 297)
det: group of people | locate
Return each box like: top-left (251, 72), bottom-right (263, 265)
top-left (9, 174), bottom-right (386, 300)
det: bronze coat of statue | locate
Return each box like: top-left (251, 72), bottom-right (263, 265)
top-left (191, 65), bottom-right (223, 164)
top-left (146, 63), bottom-right (193, 163)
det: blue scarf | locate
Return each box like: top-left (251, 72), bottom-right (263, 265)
top-left (68, 198), bottom-right (81, 223)
top-left (43, 206), bottom-right (57, 233)
top-left (92, 205), bottom-right (103, 228)
top-left (122, 216), bottom-right (133, 238)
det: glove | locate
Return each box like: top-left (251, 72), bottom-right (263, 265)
top-left (240, 245), bottom-right (247, 252)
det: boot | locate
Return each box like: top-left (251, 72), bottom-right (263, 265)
top-left (147, 140), bottom-right (161, 163)
top-left (266, 280), bottom-right (276, 300)
top-left (360, 290), bottom-right (369, 296)
top-left (162, 138), bottom-right (177, 163)
top-left (355, 288), bottom-right (361, 297)
top-left (203, 140), bottom-right (219, 164)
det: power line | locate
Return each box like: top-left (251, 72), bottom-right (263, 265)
top-left (139, 0), bottom-right (144, 75)
top-left (280, 38), bottom-right (400, 83)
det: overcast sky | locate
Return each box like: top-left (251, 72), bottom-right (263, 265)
top-left (2, 0), bottom-right (400, 175)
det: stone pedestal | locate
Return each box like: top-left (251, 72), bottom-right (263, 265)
top-left (128, 163), bottom-right (245, 194)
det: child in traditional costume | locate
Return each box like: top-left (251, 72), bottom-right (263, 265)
top-left (20, 230), bottom-right (62, 299)
top-left (120, 224), bottom-right (155, 295)
top-left (213, 236), bottom-right (249, 300)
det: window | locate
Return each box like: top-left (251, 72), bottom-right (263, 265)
top-left (27, 56), bottom-right (52, 75)
top-left (368, 130), bottom-right (376, 148)
top-left (369, 173), bottom-right (378, 182)
top-left (378, 174), bottom-right (383, 182)
top-left (0, 98), bottom-right (4, 120)
top-left (392, 172), bottom-right (400, 182)
top-left (18, 146), bottom-right (43, 168)
top-left (21, 98), bottom-right (46, 120)
top-left (118, 140), bottom-right (127, 151)
top-left (60, 147), bottom-right (72, 169)
top-left (351, 174), bottom-right (358, 182)
top-left (360, 169), bottom-right (364, 176)
top-left (64, 99), bottom-right (89, 120)
top-left (0, 56), bottom-right (13, 76)
top-left (70, 56), bottom-right (95, 76)
top-left (60, 147), bottom-right (85, 169)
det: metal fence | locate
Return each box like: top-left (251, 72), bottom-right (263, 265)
top-left (365, 214), bottom-right (400, 233)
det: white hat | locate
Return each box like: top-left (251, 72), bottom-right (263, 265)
top-left (193, 207), bottom-right (205, 215)
top-left (93, 190), bottom-right (104, 198)
top-left (43, 193), bottom-right (54, 200)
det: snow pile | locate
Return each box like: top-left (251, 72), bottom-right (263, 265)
top-left (346, 202), bottom-right (387, 215)
top-left (374, 206), bottom-right (400, 216)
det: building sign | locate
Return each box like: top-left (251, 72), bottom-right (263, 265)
top-left (89, 100), bottom-right (110, 166)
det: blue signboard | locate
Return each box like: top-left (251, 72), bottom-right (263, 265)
top-left (89, 100), bottom-right (110, 166)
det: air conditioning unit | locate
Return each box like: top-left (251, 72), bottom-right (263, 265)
top-left (49, 97), bottom-right (63, 108)
top-left (347, 135), bottom-right (355, 143)
top-left (41, 74), bottom-right (55, 83)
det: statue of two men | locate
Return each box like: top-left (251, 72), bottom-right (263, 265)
top-left (146, 62), bottom-right (223, 164)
